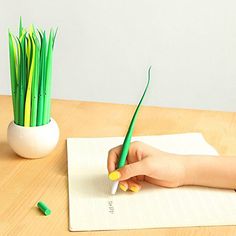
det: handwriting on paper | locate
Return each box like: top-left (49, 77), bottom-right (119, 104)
top-left (108, 200), bottom-right (115, 214)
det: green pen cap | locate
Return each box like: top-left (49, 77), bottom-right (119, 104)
top-left (37, 201), bottom-right (51, 216)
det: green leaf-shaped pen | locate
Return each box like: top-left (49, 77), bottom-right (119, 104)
top-left (8, 32), bottom-right (17, 123)
top-left (111, 66), bottom-right (151, 194)
top-left (37, 31), bottom-right (47, 126)
top-left (18, 33), bottom-right (27, 126)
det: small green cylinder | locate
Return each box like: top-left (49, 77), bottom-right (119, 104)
top-left (37, 201), bottom-right (51, 216)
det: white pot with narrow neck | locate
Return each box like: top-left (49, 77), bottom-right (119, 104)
top-left (7, 118), bottom-right (60, 159)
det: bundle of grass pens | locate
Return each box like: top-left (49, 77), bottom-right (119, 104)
top-left (8, 18), bottom-right (57, 127)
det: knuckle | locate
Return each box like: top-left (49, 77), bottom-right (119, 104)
top-left (108, 145), bottom-right (122, 157)
top-left (108, 148), bottom-right (115, 157)
top-left (132, 141), bottom-right (142, 147)
top-left (131, 141), bottom-right (143, 152)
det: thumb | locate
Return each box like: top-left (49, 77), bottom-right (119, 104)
top-left (109, 161), bottom-right (145, 181)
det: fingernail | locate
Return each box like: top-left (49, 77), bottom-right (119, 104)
top-left (108, 171), bottom-right (121, 181)
top-left (130, 186), bottom-right (139, 193)
top-left (119, 184), bottom-right (128, 192)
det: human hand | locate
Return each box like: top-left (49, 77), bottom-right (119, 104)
top-left (107, 141), bottom-right (186, 192)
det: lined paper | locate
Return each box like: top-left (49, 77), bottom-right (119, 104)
top-left (67, 133), bottom-right (236, 231)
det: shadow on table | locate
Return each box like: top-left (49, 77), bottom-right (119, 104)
top-left (0, 141), bottom-right (21, 160)
top-left (54, 139), bottom-right (68, 176)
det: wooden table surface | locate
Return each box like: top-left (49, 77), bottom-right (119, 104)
top-left (0, 95), bottom-right (236, 236)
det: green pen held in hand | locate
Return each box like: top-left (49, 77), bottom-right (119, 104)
top-left (111, 66), bottom-right (152, 194)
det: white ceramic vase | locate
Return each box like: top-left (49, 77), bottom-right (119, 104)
top-left (7, 118), bottom-right (60, 159)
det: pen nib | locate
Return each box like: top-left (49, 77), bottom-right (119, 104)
top-left (111, 181), bottom-right (119, 195)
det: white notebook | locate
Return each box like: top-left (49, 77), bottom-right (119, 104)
top-left (67, 133), bottom-right (236, 231)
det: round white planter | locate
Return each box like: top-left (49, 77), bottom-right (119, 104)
top-left (7, 118), bottom-right (60, 159)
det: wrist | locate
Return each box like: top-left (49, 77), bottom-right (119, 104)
top-left (181, 155), bottom-right (223, 187)
top-left (182, 155), bottom-right (201, 186)
top-left (179, 155), bottom-right (236, 189)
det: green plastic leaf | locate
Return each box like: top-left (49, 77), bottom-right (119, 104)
top-left (18, 33), bottom-right (27, 126)
top-left (43, 30), bottom-right (54, 124)
top-left (19, 16), bottom-right (23, 37)
top-left (37, 31), bottom-right (47, 126)
top-left (52, 27), bottom-right (58, 49)
top-left (31, 33), bottom-right (40, 126)
top-left (8, 32), bottom-right (18, 123)
top-left (24, 34), bottom-right (36, 127)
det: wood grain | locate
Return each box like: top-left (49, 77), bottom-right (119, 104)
top-left (0, 95), bottom-right (236, 236)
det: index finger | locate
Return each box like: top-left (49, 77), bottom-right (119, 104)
top-left (107, 144), bottom-right (122, 173)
